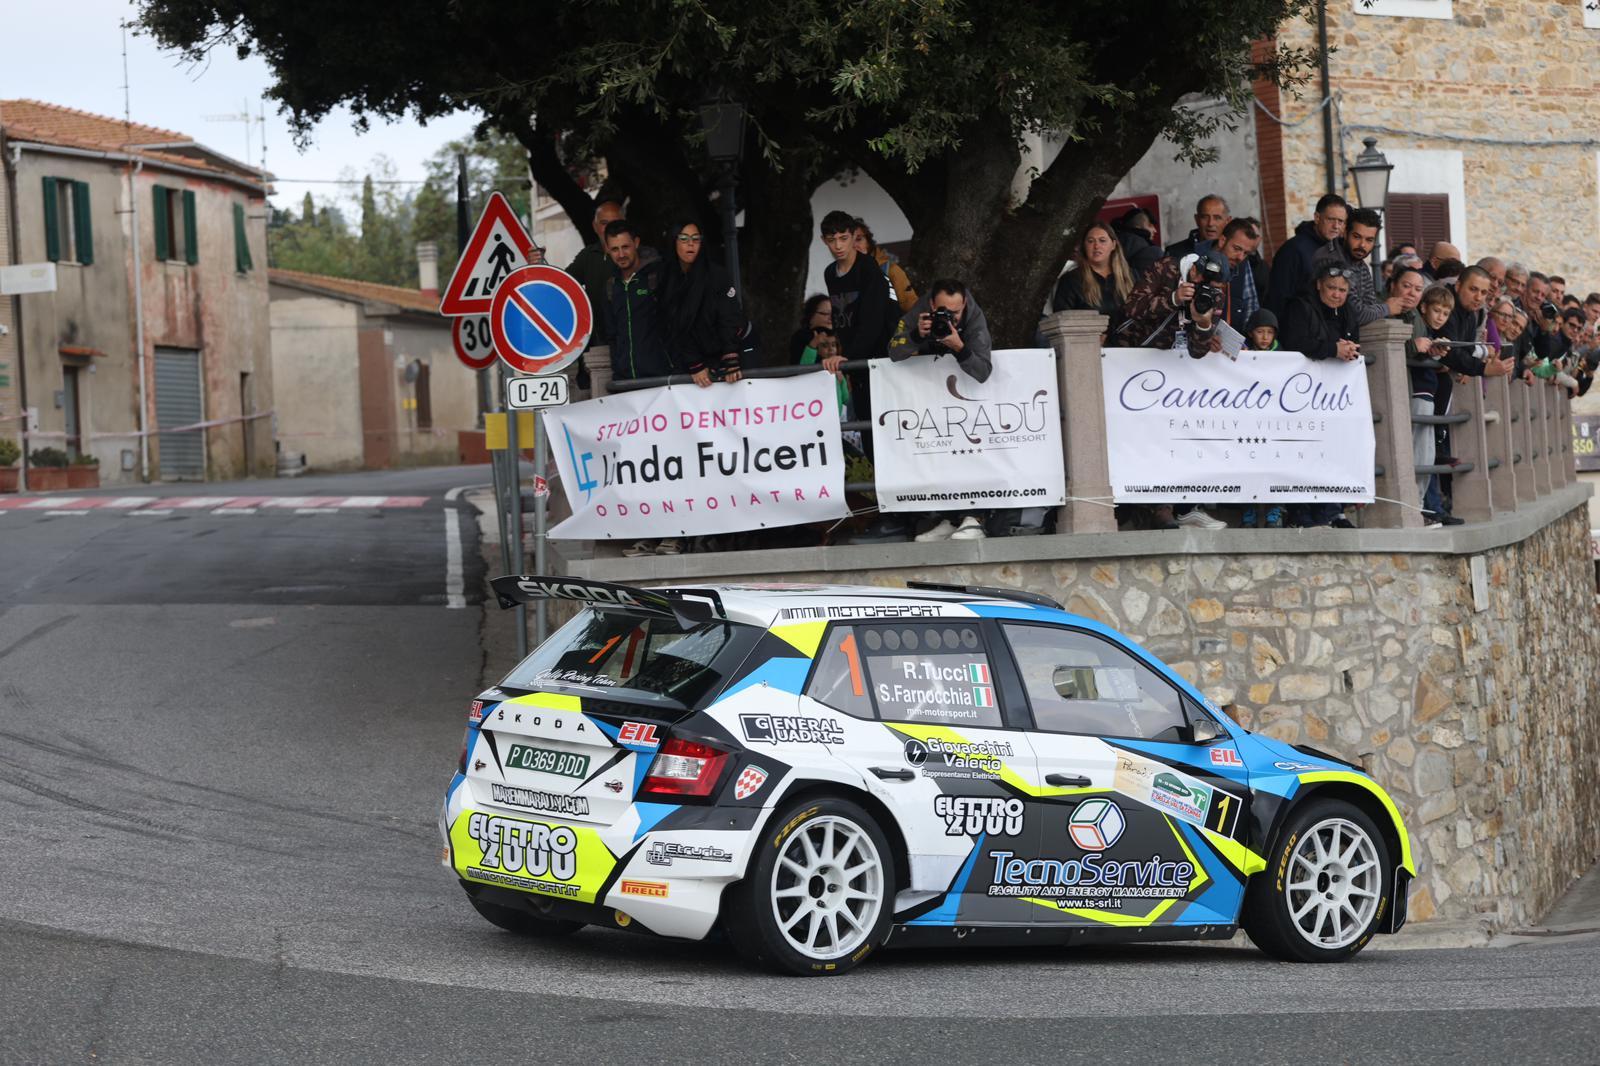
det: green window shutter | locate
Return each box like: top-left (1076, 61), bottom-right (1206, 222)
top-left (72, 181), bottom-right (94, 265)
top-left (182, 190), bottom-right (198, 265)
top-left (42, 177), bottom-right (60, 262)
top-left (153, 185), bottom-right (171, 261)
top-left (233, 203), bottom-right (253, 273)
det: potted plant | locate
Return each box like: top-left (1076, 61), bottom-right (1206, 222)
top-left (67, 452), bottom-right (100, 489)
top-left (0, 438), bottom-right (19, 493)
top-left (28, 447), bottom-right (70, 491)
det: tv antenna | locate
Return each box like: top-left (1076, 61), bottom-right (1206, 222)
top-left (203, 99), bottom-right (268, 171)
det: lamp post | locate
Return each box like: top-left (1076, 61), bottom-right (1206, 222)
top-left (698, 96), bottom-right (747, 294)
top-left (1349, 136), bottom-right (1394, 217)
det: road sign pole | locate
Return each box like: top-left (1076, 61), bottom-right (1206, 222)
top-left (533, 411), bottom-right (550, 645)
top-left (503, 363), bottom-right (529, 659)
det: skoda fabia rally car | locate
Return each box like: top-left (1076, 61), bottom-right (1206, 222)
top-left (440, 577), bottom-right (1414, 976)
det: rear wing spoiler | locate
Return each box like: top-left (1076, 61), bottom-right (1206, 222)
top-left (490, 575), bottom-right (725, 627)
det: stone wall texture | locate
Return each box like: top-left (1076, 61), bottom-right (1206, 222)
top-left (762, 506), bottom-right (1600, 930)
top-left (1274, 1), bottom-right (1600, 293)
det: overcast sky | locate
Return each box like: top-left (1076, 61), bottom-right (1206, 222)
top-left (0, 0), bottom-right (480, 213)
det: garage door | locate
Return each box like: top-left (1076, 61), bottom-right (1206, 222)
top-left (155, 347), bottom-right (205, 480)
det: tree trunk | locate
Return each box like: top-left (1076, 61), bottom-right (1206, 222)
top-left (737, 146), bottom-right (830, 369)
top-left (499, 110), bottom-right (598, 239)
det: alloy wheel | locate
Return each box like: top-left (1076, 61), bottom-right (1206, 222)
top-left (770, 815), bottom-right (885, 960)
top-left (1285, 817), bottom-right (1382, 949)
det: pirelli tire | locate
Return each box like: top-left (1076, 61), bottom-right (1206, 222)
top-left (468, 894), bottom-right (585, 938)
top-left (725, 797), bottom-right (896, 976)
top-left (1244, 798), bottom-right (1394, 963)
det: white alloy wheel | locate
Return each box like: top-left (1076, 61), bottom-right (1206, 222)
top-left (1284, 816), bottom-right (1383, 949)
top-left (770, 814), bottom-right (885, 961)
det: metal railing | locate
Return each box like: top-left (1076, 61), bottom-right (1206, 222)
top-left (578, 316), bottom-right (1579, 542)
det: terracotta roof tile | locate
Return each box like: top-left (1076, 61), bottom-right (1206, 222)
top-left (269, 268), bottom-right (441, 315)
top-left (0, 99), bottom-right (260, 184)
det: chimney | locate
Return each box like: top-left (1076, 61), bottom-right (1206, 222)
top-left (416, 241), bottom-right (440, 299)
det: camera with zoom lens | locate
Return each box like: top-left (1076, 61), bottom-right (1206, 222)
top-left (1186, 257), bottom-right (1227, 317)
top-left (1540, 300), bottom-right (1559, 322)
top-left (930, 307), bottom-right (958, 339)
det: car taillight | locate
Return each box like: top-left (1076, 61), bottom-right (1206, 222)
top-left (459, 727), bottom-right (471, 773)
top-left (641, 738), bottom-right (731, 798)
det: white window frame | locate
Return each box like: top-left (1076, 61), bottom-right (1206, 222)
top-left (1585, 0), bottom-right (1600, 30)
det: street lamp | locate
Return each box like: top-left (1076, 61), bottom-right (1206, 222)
top-left (1349, 136), bottom-right (1394, 216)
top-left (697, 95), bottom-right (747, 294)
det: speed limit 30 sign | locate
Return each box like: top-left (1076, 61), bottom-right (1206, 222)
top-left (452, 315), bottom-right (498, 371)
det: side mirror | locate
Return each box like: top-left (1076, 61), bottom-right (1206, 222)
top-left (1191, 716), bottom-right (1224, 743)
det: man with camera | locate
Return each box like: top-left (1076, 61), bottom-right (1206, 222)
top-left (886, 280), bottom-right (995, 542)
top-left (1116, 247), bottom-right (1226, 359)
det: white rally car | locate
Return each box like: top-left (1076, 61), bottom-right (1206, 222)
top-left (440, 577), bottom-right (1413, 975)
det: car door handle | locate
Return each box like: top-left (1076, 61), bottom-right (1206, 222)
top-left (1046, 773), bottom-right (1093, 787)
top-left (870, 766), bottom-right (915, 781)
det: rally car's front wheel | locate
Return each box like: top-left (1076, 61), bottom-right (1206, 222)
top-left (725, 797), bottom-right (896, 976)
top-left (1244, 798), bottom-right (1394, 963)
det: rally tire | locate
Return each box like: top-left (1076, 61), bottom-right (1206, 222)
top-left (724, 797), bottom-right (896, 976)
top-left (1243, 799), bottom-right (1393, 963)
top-left (468, 895), bottom-right (585, 938)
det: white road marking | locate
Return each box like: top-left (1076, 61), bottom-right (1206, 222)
top-left (130, 509), bottom-right (173, 516)
top-left (341, 496), bottom-right (387, 508)
top-left (23, 497), bottom-right (76, 508)
top-left (104, 497), bottom-right (155, 508)
top-left (294, 507), bottom-right (339, 515)
top-left (445, 508), bottom-right (466, 609)
top-left (44, 510), bottom-right (89, 517)
top-left (212, 508), bottom-right (257, 515)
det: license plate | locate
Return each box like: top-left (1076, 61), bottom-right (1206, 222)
top-left (504, 743), bottom-right (591, 780)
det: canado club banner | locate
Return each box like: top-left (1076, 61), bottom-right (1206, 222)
top-left (543, 374), bottom-right (847, 539)
top-left (869, 349), bottom-right (1066, 513)
top-left (1101, 348), bottom-right (1376, 504)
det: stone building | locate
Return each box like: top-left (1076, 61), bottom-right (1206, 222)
top-left (1262, 0), bottom-right (1600, 292)
top-left (268, 268), bottom-right (481, 471)
top-left (0, 99), bottom-right (273, 485)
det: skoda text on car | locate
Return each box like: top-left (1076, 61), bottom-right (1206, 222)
top-left (440, 577), bottom-right (1414, 975)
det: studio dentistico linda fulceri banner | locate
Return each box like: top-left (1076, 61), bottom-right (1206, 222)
top-left (1100, 347), bottom-right (1376, 504)
top-left (869, 349), bottom-right (1067, 513)
top-left (542, 374), bottom-right (847, 539)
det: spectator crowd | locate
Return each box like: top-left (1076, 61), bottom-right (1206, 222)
top-left (563, 187), bottom-right (1596, 553)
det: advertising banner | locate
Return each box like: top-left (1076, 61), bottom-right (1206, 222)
top-left (869, 349), bottom-right (1066, 512)
top-left (543, 375), bottom-right (846, 540)
top-left (1101, 348), bottom-right (1375, 503)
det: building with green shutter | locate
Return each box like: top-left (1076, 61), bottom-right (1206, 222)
top-left (0, 99), bottom-right (272, 485)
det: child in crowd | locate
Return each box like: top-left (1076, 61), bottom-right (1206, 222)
top-left (1410, 284), bottom-right (1457, 525)
top-left (1246, 308), bottom-right (1279, 351)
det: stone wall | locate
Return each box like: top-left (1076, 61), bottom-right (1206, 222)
top-left (604, 504), bottom-right (1600, 930)
top-left (1273, 1), bottom-right (1600, 292)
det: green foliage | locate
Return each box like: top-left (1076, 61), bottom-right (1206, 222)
top-left (72, 452), bottom-right (100, 466)
top-left (0, 438), bottom-right (19, 467)
top-left (29, 447), bottom-right (70, 468)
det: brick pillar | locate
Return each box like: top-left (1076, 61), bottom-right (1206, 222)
top-left (1360, 319), bottom-right (1421, 528)
top-left (1038, 311), bottom-right (1116, 534)
top-left (1483, 376), bottom-right (1518, 514)
top-left (1250, 36), bottom-right (1290, 257)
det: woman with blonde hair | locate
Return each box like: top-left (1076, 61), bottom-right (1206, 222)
top-left (1051, 221), bottom-right (1134, 334)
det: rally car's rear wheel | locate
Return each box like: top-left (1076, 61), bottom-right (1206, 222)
top-left (725, 797), bottom-right (895, 976)
top-left (468, 895), bottom-right (584, 938)
top-left (1244, 799), bottom-right (1393, 963)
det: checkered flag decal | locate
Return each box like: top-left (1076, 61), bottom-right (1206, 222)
top-left (734, 765), bottom-right (769, 800)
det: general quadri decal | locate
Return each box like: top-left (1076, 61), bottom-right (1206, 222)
top-left (1100, 347), bottom-right (1375, 504)
top-left (543, 374), bottom-right (847, 539)
top-left (869, 348), bottom-right (1066, 512)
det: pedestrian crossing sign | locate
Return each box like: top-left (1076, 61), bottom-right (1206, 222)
top-left (438, 192), bottom-right (539, 316)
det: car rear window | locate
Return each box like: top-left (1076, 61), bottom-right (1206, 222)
top-left (501, 608), bottom-right (753, 709)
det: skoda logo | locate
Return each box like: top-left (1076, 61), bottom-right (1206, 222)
top-left (903, 739), bottom-right (928, 767)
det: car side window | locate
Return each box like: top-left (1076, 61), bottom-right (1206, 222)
top-left (805, 625), bottom-right (876, 720)
top-left (1001, 623), bottom-right (1188, 740)
top-left (859, 622), bottom-right (1002, 728)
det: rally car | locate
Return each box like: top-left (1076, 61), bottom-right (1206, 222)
top-left (440, 576), bottom-right (1414, 976)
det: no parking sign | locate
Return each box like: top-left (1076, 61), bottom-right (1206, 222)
top-left (489, 265), bottom-right (593, 375)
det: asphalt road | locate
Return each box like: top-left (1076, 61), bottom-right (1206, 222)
top-left (1, 465), bottom-right (1596, 1065)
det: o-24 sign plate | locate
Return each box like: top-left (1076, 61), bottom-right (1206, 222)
top-left (506, 375), bottom-right (570, 410)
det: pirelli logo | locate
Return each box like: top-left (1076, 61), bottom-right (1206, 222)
top-left (618, 879), bottom-right (669, 898)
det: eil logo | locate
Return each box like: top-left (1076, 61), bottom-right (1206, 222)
top-left (1209, 748), bottom-right (1243, 768)
top-left (618, 721), bottom-right (660, 748)
top-left (1067, 798), bottom-right (1126, 851)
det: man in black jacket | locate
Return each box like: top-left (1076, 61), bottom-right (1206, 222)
top-left (1267, 194), bottom-right (1347, 315)
top-left (821, 209), bottom-right (898, 419)
top-left (603, 220), bottom-right (673, 382)
top-left (1167, 195), bottom-right (1270, 310)
top-left (1111, 208), bottom-right (1164, 279)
